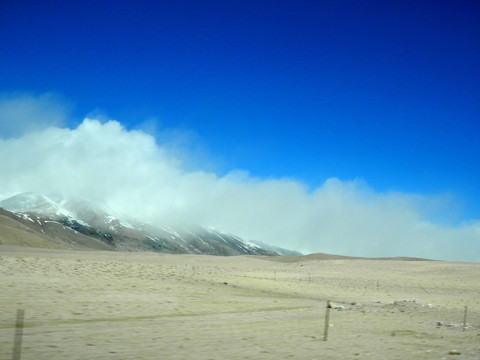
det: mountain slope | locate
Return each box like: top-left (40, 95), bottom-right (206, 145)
top-left (0, 193), bottom-right (293, 256)
top-left (0, 208), bottom-right (113, 250)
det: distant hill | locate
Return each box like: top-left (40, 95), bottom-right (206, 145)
top-left (265, 252), bottom-right (433, 262)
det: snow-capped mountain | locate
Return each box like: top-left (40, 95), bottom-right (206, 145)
top-left (0, 192), bottom-right (298, 256)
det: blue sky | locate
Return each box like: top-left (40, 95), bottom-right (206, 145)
top-left (1, 1), bottom-right (479, 260)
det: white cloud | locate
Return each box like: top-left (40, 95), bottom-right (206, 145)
top-left (0, 95), bottom-right (479, 262)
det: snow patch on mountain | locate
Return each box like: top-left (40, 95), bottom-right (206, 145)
top-left (0, 192), bottom-right (92, 227)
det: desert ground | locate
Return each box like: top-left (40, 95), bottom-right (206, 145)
top-left (1, 246), bottom-right (479, 360)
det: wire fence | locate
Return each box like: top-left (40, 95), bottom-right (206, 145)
top-left (2, 301), bottom-right (479, 360)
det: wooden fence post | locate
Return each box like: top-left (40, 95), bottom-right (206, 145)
top-left (13, 309), bottom-right (25, 360)
top-left (323, 300), bottom-right (331, 341)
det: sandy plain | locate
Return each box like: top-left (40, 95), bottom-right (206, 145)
top-left (0, 245), bottom-right (479, 360)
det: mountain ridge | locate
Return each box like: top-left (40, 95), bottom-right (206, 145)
top-left (0, 192), bottom-right (301, 256)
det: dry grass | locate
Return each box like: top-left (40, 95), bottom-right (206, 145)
top-left (1, 245), bottom-right (479, 359)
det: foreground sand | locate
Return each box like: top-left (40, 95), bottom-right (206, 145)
top-left (1, 246), bottom-right (479, 360)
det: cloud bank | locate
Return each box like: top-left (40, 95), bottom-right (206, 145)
top-left (0, 96), bottom-right (479, 261)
